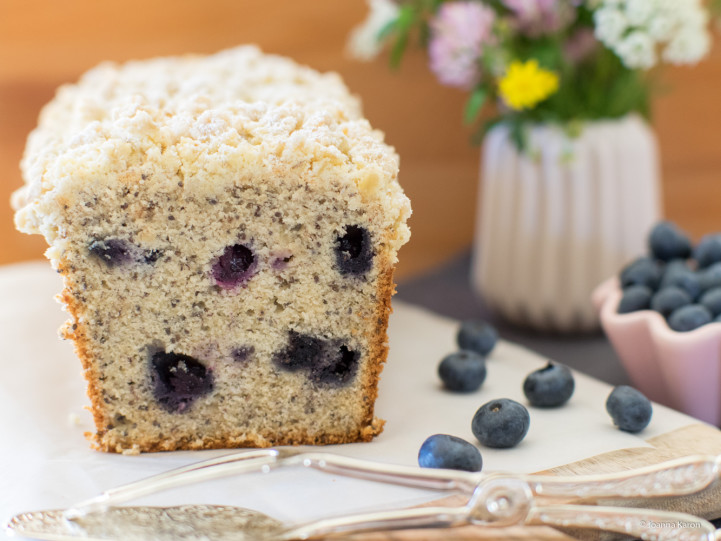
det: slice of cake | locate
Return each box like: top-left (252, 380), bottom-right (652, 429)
top-left (12, 46), bottom-right (411, 454)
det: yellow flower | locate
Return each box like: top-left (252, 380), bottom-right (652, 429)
top-left (498, 60), bottom-right (560, 111)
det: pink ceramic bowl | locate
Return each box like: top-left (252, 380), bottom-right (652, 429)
top-left (593, 278), bottom-right (721, 426)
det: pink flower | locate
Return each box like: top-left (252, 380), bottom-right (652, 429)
top-left (503, 0), bottom-right (575, 37)
top-left (428, 2), bottom-right (496, 89)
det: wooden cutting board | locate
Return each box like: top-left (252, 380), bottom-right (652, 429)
top-left (349, 423), bottom-right (721, 540)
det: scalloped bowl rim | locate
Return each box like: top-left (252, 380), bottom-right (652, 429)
top-left (593, 277), bottom-right (721, 342)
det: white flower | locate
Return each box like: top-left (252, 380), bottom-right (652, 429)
top-left (676, 2), bottom-right (709, 28)
top-left (648, 14), bottom-right (676, 41)
top-left (594, 0), bottom-right (712, 68)
top-left (663, 28), bottom-right (712, 64)
top-left (347, 0), bottom-right (400, 61)
top-left (616, 31), bottom-right (656, 68)
top-left (594, 7), bottom-right (628, 46)
top-left (625, 0), bottom-right (655, 27)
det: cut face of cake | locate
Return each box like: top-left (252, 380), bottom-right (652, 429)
top-left (12, 46), bottom-right (411, 453)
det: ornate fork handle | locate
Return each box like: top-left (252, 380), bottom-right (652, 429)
top-left (292, 507), bottom-right (717, 541)
top-left (526, 505), bottom-right (717, 541)
top-left (277, 478), bottom-right (718, 541)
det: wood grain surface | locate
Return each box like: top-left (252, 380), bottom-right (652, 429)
top-left (1, 1), bottom-right (720, 279)
top-left (346, 424), bottom-right (721, 540)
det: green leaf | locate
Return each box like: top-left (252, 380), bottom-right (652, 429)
top-left (376, 19), bottom-right (397, 42)
top-left (713, 0), bottom-right (721, 16)
top-left (390, 33), bottom-right (409, 69)
top-left (389, 5), bottom-right (415, 69)
top-left (509, 120), bottom-right (528, 153)
top-left (528, 38), bottom-right (562, 68)
top-left (464, 87), bottom-right (488, 125)
top-left (418, 19), bottom-right (431, 47)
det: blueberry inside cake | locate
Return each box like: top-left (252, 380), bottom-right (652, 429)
top-left (12, 46), bottom-right (411, 453)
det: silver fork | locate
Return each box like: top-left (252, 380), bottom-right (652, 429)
top-left (8, 449), bottom-right (721, 540)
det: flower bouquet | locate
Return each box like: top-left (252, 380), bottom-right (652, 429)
top-left (350, 0), bottom-right (715, 332)
top-left (349, 0), bottom-right (713, 148)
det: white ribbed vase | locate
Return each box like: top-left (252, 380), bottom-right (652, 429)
top-left (471, 115), bottom-right (661, 332)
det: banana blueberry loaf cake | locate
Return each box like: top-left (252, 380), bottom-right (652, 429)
top-left (12, 46), bottom-right (411, 453)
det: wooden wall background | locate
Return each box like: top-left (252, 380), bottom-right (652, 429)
top-left (1, 1), bottom-right (719, 279)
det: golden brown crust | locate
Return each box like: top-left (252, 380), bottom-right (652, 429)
top-left (357, 262), bottom-right (395, 436)
top-left (56, 262), bottom-right (109, 437)
top-left (94, 417), bottom-right (387, 455)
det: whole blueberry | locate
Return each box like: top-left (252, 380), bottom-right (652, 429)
top-left (606, 386), bottom-right (652, 433)
top-left (694, 235), bottom-right (721, 269)
top-left (150, 352), bottom-right (214, 413)
top-left (619, 257), bottom-right (662, 290)
top-left (668, 305), bottom-right (713, 332)
top-left (700, 262), bottom-right (721, 292)
top-left (471, 399), bottom-right (530, 449)
top-left (212, 244), bottom-right (257, 289)
top-left (650, 287), bottom-right (692, 318)
top-left (438, 351), bottom-right (487, 393)
top-left (648, 221), bottom-right (692, 262)
top-left (418, 434), bottom-right (483, 472)
top-left (523, 362), bottom-right (575, 408)
top-left (456, 320), bottom-right (498, 356)
top-left (335, 225), bottom-right (374, 276)
top-left (617, 285), bottom-right (652, 314)
top-left (660, 267), bottom-right (701, 300)
top-left (699, 288), bottom-right (721, 318)
top-left (662, 259), bottom-right (691, 281)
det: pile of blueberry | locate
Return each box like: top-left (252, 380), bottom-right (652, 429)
top-left (418, 319), bottom-right (652, 472)
top-left (618, 221), bottom-right (721, 332)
